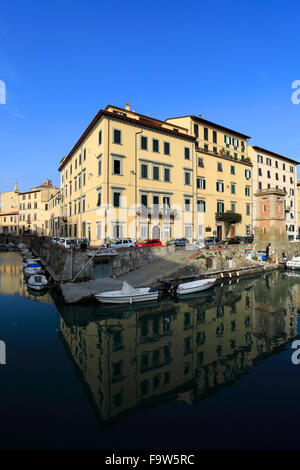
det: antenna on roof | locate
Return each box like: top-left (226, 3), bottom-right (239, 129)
top-left (198, 113), bottom-right (202, 117)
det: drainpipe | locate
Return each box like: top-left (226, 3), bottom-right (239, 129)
top-left (135, 129), bottom-right (143, 240)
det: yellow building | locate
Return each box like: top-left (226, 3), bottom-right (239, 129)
top-left (166, 114), bottom-right (252, 239)
top-left (58, 103), bottom-right (197, 243)
top-left (297, 179), bottom-right (300, 237)
top-left (58, 104), bottom-right (253, 244)
top-left (249, 146), bottom-right (298, 240)
top-left (18, 179), bottom-right (59, 235)
top-left (0, 211), bottom-right (19, 235)
top-left (0, 183), bottom-right (19, 213)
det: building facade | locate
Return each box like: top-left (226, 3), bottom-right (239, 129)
top-left (249, 146), bottom-right (298, 240)
top-left (166, 115), bottom-right (253, 239)
top-left (58, 104), bottom-right (254, 244)
top-left (58, 104), bottom-right (197, 244)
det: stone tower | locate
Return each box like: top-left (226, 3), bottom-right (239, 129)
top-left (254, 188), bottom-right (288, 247)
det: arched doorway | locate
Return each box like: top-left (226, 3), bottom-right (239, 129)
top-left (152, 225), bottom-right (160, 239)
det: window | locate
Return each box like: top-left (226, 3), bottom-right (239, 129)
top-left (258, 155), bottom-right (263, 163)
top-left (153, 166), bottom-right (160, 180)
top-left (266, 158), bottom-right (271, 166)
top-left (69, 182), bottom-right (72, 196)
top-left (113, 129), bottom-right (121, 144)
top-left (258, 168), bottom-right (262, 176)
top-left (241, 141), bottom-right (245, 152)
top-left (290, 165), bottom-right (294, 173)
top-left (245, 169), bottom-right (251, 179)
top-left (246, 204), bottom-right (250, 216)
top-left (153, 195), bottom-right (159, 206)
top-left (224, 135), bottom-right (231, 145)
top-left (198, 157), bottom-right (204, 168)
top-left (290, 177), bottom-right (293, 184)
top-left (194, 124), bottom-right (199, 137)
top-left (164, 167), bottom-right (170, 182)
top-left (184, 172), bottom-right (191, 185)
top-left (283, 175), bottom-right (286, 182)
top-left (74, 177), bottom-right (77, 192)
top-left (163, 196), bottom-right (170, 208)
top-left (152, 139), bottom-right (159, 153)
top-left (75, 159), bottom-right (77, 169)
top-left (258, 182), bottom-right (262, 189)
top-left (231, 203), bottom-right (236, 213)
top-left (217, 162), bottom-right (223, 172)
top-left (164, 142), bottom-right (170, 155)
top-left (141, 163), bottom-right (148, 179)
top-left (141, 136), bottom-right (148, 150)
top-left (231, 165), bottom-right (235, 175)
top-left (78, 174), bottom-right (81, 189)
top-left (141, 194), bottom-right (148, 207)
top-left (267, 170), bottom-right (271, 178)
top-left (231, 184), bottom-right (236, 194)
top-left (74, 201), bottom-right (77, 215)
top-left (233, 138), bottom-right (239, 148)
top-left (245, 186), bottom-right (250, 196)
top-left (197, 177), bottom-right (206, 189)
top-left (113, 158), bottom-right (121, 175)
top-left (98, 129), bottom-right (102, 145)
top-left (113, 192), bottom-right (121, 208)
top-left (275, 160), bottom-right (278, 168)
top-left (82, 222), bottom-right (86, 237)
top-left (79, 153), bottom-right (82, 166)
top-left (184, 198), bottom-right (191, 211)
top-left (197, 200), bottom-right (206, 212)
top-left (204, 127), bottom-right (208, 141)
top-left (216, 181), bottom-right (224, 192)
top-left (275, 173), bottom-right (279, 180)
top-left (217, 201), bottom-right (224, 212)
top-left (83, 171), bottom-right (86, 186)
top-left (98, 157), bottom-right (102, 176)
top-left (184, 225), bottom-right (192, 239)
top-left (97, 190), bottom-right (101, 207)
top-left (283, 163), bottom-right (286, 170)
top-left (213, 130), bottom-right (217, 144)
top-left (83, 148), bottom-right (86, 161)
top-left (184, 147), bottom-right (190, 160)
top-left (204, 144), bottom-right (208, 150)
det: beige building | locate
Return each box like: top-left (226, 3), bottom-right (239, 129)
top-left (0, 183), bottom-right (19, 213)
top-left (249, 146), bottom-right (298, 240)
top-left (0, 211), bottom-right (19, 234)
top-left (58, 103), bottom-right (196, 243)
top-left (58, 104), bottom-right (254, 244)
top-left (18, 179), bottom-right (59, 235)
top-left (166, 115), bottom-right (253, 239)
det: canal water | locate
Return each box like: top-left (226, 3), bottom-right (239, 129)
top-left (1, 251), bottom-right (300, 450)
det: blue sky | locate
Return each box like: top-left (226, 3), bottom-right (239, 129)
top-left (1, 0), bottom-right (300, 192)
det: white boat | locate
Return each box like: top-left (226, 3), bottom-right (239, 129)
top-left (176, 278), bottom-right (217, 295)
top-left (286, 256), bottom-right (300, 269)
top-left (27, 274), bottom-right (49, 291)
top-left (95, 281), bottom-right (159, 304)
top-left (24, 263), bottom-right (43, 277)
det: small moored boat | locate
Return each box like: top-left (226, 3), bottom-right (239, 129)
top-left (95, 281), bottom-right (159, 304)
top-left (24, 263), bottom-right (43, 277)
top-left (27, 275), bottom-right (49, 291)
top-left (286, 256), bottom-right (300, 269)
top-left (176, 278), bottom-right (217, 295)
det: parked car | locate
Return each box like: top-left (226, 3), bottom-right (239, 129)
top-left (110, 238), bottom-right (135, 249)
top-left (76, 238), bottom-right (90, 249)
top-left (223, 237), bottom-right (241, 245)
top-left (166, 237), bottom-right (189, 246)
top-left (62, 238), bottom-right (77, 249)
top-left (204, 237), bottom-right (220, 248)
top-left (57, 238), bottom-right (66, 246)
top-left (51, 237), bottom-right (60, 244)
top-left (136, 239), bottom-right (162, 247)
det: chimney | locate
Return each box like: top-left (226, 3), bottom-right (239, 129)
top-left (125, 102), bottom-right (130, 111)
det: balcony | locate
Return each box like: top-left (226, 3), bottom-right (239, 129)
top-left (215, 212), bottom-right (242, 223)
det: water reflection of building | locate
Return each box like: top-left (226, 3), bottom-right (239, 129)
top-left (0, 252), bottom-right (52, 304)
top-left (57, 274), bottom-right (298, 424)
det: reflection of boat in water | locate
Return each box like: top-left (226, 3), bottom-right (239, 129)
top-left (176, 278), bottom-right (217, 296)
top-left (95, 281), bottom-right (159, 304)
top-left (27, 285), bottom-right (49, 297)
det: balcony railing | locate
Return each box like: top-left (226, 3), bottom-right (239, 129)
top-left (215, 212), bottom-right (242, 223)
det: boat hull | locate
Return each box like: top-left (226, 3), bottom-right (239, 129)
top-left (177, 279), bottom-right (216, 295)
top-left (95, 292), bottom-right (159, 304)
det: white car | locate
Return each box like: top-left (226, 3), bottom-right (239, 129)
top-left (62, 238), bottom-right (77, 249)
top-left (51, 237), bottom-right (60, 244)
top-left (110, 238), bottom-right (135, 249)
